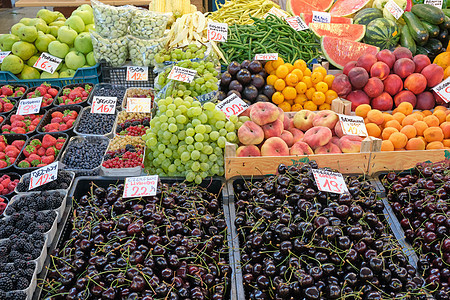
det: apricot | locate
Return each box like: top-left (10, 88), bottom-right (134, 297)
top-left (447, 114), bottom-right (450, 122)
top-left (382, 127), bottom-right (399, 140)
top-left (382, 113), bottom-right (394, 123)
top-left (395, 101), bottom-right (414, 116)
top-left (424, 127), bottom-right (444, 142)
top-left (426, 141), bottom-right (445, 150)
top-left (406, 138), bottom-right (426, 150)
top-left (355, 104), bottom-right (372, 118)
top-left (381, 140), bottom-right (394, 151)
top-left (439, 121), bottom-right (450, 139)
top-left (400, 125), bottom-right (417, 139)
top-left (423, 110), bottom-right (433, 116)
top-left (433, 110), bottom-right (446, 124)
top-left (424, 115), bottom-right (440, 128)
top-left (392, 112), bottom-right (406, 125)
top-left (410, 112), bottom-right (424, 121)
top-left (367, 109), bottom-right (384, 125)
top-left (443, 139), bottom-right (450, 147)
top-left (389, 132), bottom-right (408, 149)
top-left (385, 120), bottom-right (402, 131)
top-left (401, 115), bottom-right (418, 126)
top-left (366, 123), bottom-right (381, 138)
top-left (413, 121), bottom-right (428, 136)
top-left (435, 105), bottom-right (447, 111)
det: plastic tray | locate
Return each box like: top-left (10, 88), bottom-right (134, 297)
top-left (20, 85), bottom-right (61, 109)
top-left (52, 83), bottom-right (95, 107)
top-left (5, 263), bottom-right (38, 300)
top-left (1, 83), bottom-right (29, 100)
top-left (113, 111), bottom-right (151, 137)
top-left (122, 87), bottom-right (155, 111)
top-left (0, 97), bottom-right (18, 117)
top-left (0, 171), bottom-right (21, 199)
top-left (100, 142), bottom-right (145, 177)
top-left (36, 104), bottom-right (82, 135)
top-left (100, 61), bottom-right (156, 88)
top-left (0, 134), bottom-right (28, 172)
top-left (88, 83), bottom-right (127, 108)
top-left (1, 109), bottom-right (47, 137)
top-left (15, 170), bottom-right (75, 194)
top-left (73, 106), bottom-right (117, 138)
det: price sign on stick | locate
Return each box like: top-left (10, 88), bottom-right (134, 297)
top-left (91, 96), bottom-right (117, 114)
top-left (29, 162), bottom-right (58, 190)
top-left (285, 16), bottom-right (309, 31)
top-left (33, 52), bottom-right (62, 74)
top-left (126, 66), bottom-right (148, 81)
top-left (312, 11), bottom-right (331, 23)
top-left (17, 98), bottom-right (42, 115)
top-left (216, 93), bottom-right (250, 119)
top-left (0, 51), bottom-right (11, 63)
top-left (168, 66), bottom-right (197, 83)
top-left (338, 114), bottom-right (368, 137)
top-left (432, 77), bottom-right (450, 103)
top-left (312, 169), bottom-right (349, 194)
top-left (254, 53), bottom-right (278, 61)
top-left (123, 175), bottom-right (158, 198)
top-left (126, 97), bottom-right (152, 113)
top-left (207, 22), bottom-right (228, 42)
top-left (385, 0), bottom-right (404, 19)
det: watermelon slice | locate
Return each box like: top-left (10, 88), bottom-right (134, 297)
top-left (309, 23), bottom-right (365, 41)
top-left (321, 36), bottom-right (379, 69)
top-left (329, 0), bottom-right (372, 17)
top-left (301, 13), bottom-right (353, 25)
top-left (286, 0), bottom-right (334, 15)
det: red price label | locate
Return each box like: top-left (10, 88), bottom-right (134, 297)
top-left (126, 97), bottom-right (152, 113)
top-left (123, 175), bottom-right (158, 198)
top-left (17, 98), bottom-right (42, 115)
top-left (33, 52), bottom-right (62, 74)
top-left (126, 66), bottom-right (149, 81)
top-left (285, 16), bottom-right (309, 31)
top-left (254, 53), bottom-right (278, 61)
top-left (207, 22), bottom-right (228, 42)
top-left (432, 77), bottom-right (450, 103)
top-left (312, 169), bottom-right (348, 194)
top-left (0, 51), bottom-right (11, 63)
top-left (216, 94), bottom-right (250, 119)
top-left (168, 66), bottom-right (197, 83)
top-left (91, 96), bottom-right (116, 114)
top-left (29, 161), bottom-right (58, 190)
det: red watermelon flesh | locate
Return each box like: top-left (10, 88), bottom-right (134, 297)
top-left (286, 0), bottom-right (334, 16)
top-left (309, 23), bottom-right (365, 41)
top-left (301, 13), bottom-right (352, 25)
top-left (321, 36), bottom-right (379, 69)
top-left (329, 0), bottom-right (371, 17)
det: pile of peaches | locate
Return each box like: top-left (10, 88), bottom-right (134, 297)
top-left (236, 102), bottom-right (363, 157)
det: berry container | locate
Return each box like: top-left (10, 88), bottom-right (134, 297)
top-left (113, 110), bottom-right (151, 137)
top-left (0, 196), bottom-right (7, 215)
top-left (73, 106), bottom-right (117, 138)
top-left (0, 97), bottom-right (18, 117)
top-left (88, 83), bottom-right (127, 108)
top-left (44, 212), bottom-right (58, 246)
top-left (100, 140), bottom-right (145, 177)
top-left (122, 87), bottom-right (155, 111)
top-left (5, 263), bottom-right (38, 300)
top-left (0, 134), bottom-right (28, 172)
top-left (20, 85), bottom-right (61, 109)
top-left (1, 84), bottom-right (29, 100)
top-left (0, 172), bottom-right (21, 199)
top-left (52, 83), bottom-right (95, 107)
top-left (15, 170), bottom-right (75, 194)
top-left (1, 109), bottom-right (47, 137)
top-left (36, 104), bottom-right (82, 136)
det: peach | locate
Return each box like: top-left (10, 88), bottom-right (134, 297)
top-left (367, 109), bottom-right (384, 125)
top-left (426, 141), bottom-right (444, 149)
top-left (393, 47), bottom-right (413, 60)
top-left (312, 110), bottom-right (339, 129)
top-left (440, 122), bottom-right (450, 139)
top-left (347, 90), bottom-right (370, 111)
top-left (413, 121), bottom-right (428, 136)
top-left (289, 128), bottom-right (304, 143)
top-left (240, 107), bottom-right (251, 117)
top-left (283, 112), bottom-right (295, 129)
top-left (389, 132), bottom-right (408, 149)
top-left (406, 138), bottom-right (426, 150)
top-left (355, 104), bottom-right (372, 118)
top-left (303, 126), bottom-right (332, 149)
top-left (280, 130), bottom-right (294, 147)
top-left (236, 145), bottom-right (261, 157)
top-left (366, 123), bottom-right (381, 138)
top-left (400, 125), bottom-right (417, 139)
top-left (415, 91), bottom-right (436, 110)
top-left (384, 74), bottom-right (403, 96)
top-left (356, 53), bottom-right (377, 73)
top-left (376, 49), bottom-right (396, 69)
top-left (348, 67), bottom-right (369, 89)
top-left (330, 136), bottom-right (340, 146)
top-left (315, 142), bottom-right (342, 154)
top-left (382, 127), bottom-right (399, 140)
top-left (393, 58), bottom-right (415, 79)
top-left (413, 54), bottom-right (431, 73)
top-left (424, 127), bottom-right (444, 142)
top-left (290, 141), bottom-right (314, 155)
top-left (424, 115), bottom-right (440, 127)
top-left (293, 110), bottom-right (316, 131)
top-left (238, 121), bottom-right (264, 145)
top-left (262, 119), bottom-right (283, 139)
top-left (394, 90), bottom-right (417, 108)
top-left (331, 74), bottom-right (352, 97)
top-left (381, 140), bottom-right (395, 151)
top-left (371, 92), bottom-right (393, 111)
top-left (364, 77), bottom-right (384, 98)
top-left (404, 73), bottom-right (427, 95)
top-left (334, 121), bottom-right (344, 138)
top-left (343, 61), bottom-right (357, 76)
top-left (338, 135), bottom-right (363, 153)
top-left (277, 108), bottom-right (285, 123)
top-left (260, 137), bottom-right (289, 156)
top-left (421, 64), bottom-right (444, 87)
top-left (370, 61), bottom-right (390, 80)
top-left (250, 102), bottom-right (280, 126)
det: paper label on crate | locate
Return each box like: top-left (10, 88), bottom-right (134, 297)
top-left (91, 96), bottom-right (116, 114)
top-left (126, 97), bottom-right (152, 113)
top-left (264, 7), bottom-right (290, 19)
top-left (123, 175), bottom-right (158, 198)
top-left (312, 11), bottom-right (331, 23)
top-left (216, 93), bottom-right (249, 119)
top-left (312, 169), bottom-right (348, 194)
top-left (33, 52), bottom-right (62, 74)
top-left (126, 66), bottom-right (149, 81)
top-left (17, 98), bottom-right (42, 115)
top-left (338, 114), bottom-right (368, 137)
top-left (29, 161), bottom-right (58, 190)
top-left (167, 66), bottom-right (197, 83)
top-left (254, 53), bottom-right (278, 61)
top-left (0, 51), bottom-right (11, 63)
top-left (285, 16), bottom-right (309, 31)
top-left (207, 22), bottom-right (228, 42)
top-left (385, 0), bottom-right (404, 19)
top-left (424, 0), bottom-right (443, 8)
top-left (432, 77), bottom-right (450, 103)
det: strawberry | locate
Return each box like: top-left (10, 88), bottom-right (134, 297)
top-left (1, 85), bottom-right (13, 96)
top-left (23, 145), bottom-right (36, 157)
top-left (66, 119), bottom-right (75, 128)
top-left (10, 115), bottom-right (24, 123)
top-left (51, 117), bottom-right (62, 124)
top-left (31, 118), bottom-right (41, 126)
top-left (17, 160), bottom-right (30, 168)
top-left (0, 143), bottom-right (5, 152)
top-left (46, 123), bottom-right (59, 131)
top-left (0, 153), bottom-right (5, 160)
top-left (11, 140), bottom-right (25, 150)
top-left (28, 125), bottom-right (36, 132)
top-left (0, 183), bottom-right (4, 192)
top-left (2, 125), bottom-right (11, 131)
top-left (42, 134), bottom-right (57, 148)
top-left (57, 137), bottom-right (66, 143)
top-left (11, 121), bottom-right (25, 128)
top-left (13, 90), bottom-right (23, 97)
top-left (36, 86), bottom-right (47, 96)
top-left (0, 160), bottom-right (7, 168)
top-left (1, 178), bottom-right (10, 188)
top-left (8, 181), bottom-right (16, 190)
top-left (41, 155), bottom-right (54, 165)
top-left (30, 139), bottom-right (42, 147)
top-left (3, 102), bottom-right (13, 112)
top-left (36, 163), bottom-right (46, 167)
top-left (55, 142), bottom-right (64, 150)
top-left (45, 147), bottom-right (56, 156)
top-left (37, 147), bottom-right (46, 156)
top-left (9, 157), bottom-right (15, 164)
top-left (48, 88), bottom-right (58, 97)
top-left (59, 124), bottom-right (68, 131)
top-left (11, 127), bottom-right (26, 134)
top-left (51, 111), bottom-right (64, 119)
top-left (5, 148), bottom-right (19, 158)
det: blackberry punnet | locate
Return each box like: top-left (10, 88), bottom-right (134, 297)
top-left (16, 170), bottom-right (73, 192)
top-left (5, 191), bottom-right (64, 215)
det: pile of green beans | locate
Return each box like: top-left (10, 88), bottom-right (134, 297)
top-left (219, 15), bottom-right (322, 64)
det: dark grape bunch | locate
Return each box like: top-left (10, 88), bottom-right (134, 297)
top-left (0, 210), bottom-right (56, 238)
top-left (16, 170), bottom-right (73, 192)
top-left (42, 181), bottom-right (231, 299)
top-left (5, 191), bottom-right (64, 215)
top-left (234, 161), bottom-right (427, 300)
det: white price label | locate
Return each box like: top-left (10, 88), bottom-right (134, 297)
top-left (254, 53), bottom-right (278, 61)
top-left (312, 169), bottom-right (349, 194)
top-left (207, 22), bottom-right (228, 42)
top-left (91, 96), bottom-right (116, 114)
top-left (216, 93), bottom-right (250, 119)
top-left (424, 0), bottom-right (443, 8)
top-left (29, 162), bottom-right (58, 190)
top-left (17, 98), bottom-right (42, 115)
top-left (385, 0), bottom-right (404, 19)
top-left (33, 52), bottom-right (62, 74)
top-left (285, 16), bottom-right (309, 31)
top-left (0, 51), bottom-right (11, 63)
top-left (312, 11), bottom-right (331, 23)
top-left (264, 7), bottom-right (290, 19)
top-left (338, 114), bottom-right (368, 137)
top-left (168, 66), bottom-right (197, 83)
top-left (126, 97), bottom-right (152, 113)
top-left (432, 77), bottom-right (450, 103)
top-left (123, 175), bottom-right (158, 198)
top-left (126, 66), bottom-right (149, 81)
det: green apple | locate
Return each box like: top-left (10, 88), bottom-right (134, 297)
top-left (74, 32), bottom-right (92, 54)
top-left (11, 23), bottom-right (25, 36)
top-left (57, 26), bottom-right (77, 45)
top-left (81, 65), bottom-right (90, 68)
top-left (86, 51), bottom-right (96, 66)
top-left (20, 18), bottom-right (33, 26)
top-left (18, 26), bottom-right (38, 43)
top-left (60, 69), bottom-right (76, 78)
top-left (59, 63), bottom-right (69, 72)
top-left (41, 71), bottom-right (59, 78)
top-left (37, 9), bottom-right (59, 25)
top-left (49, 26), bottom-right (59, 38)
top-left (84, 24), bottom-right (95, 32)
top-left (46, 34), bottom-right (56, 41)
top-left (30, 18), bottom-right (49, 34)
top-left (0, 34), bottom-right (20, 51)
top-left (12, 41), bottom-right (36, 60)
top-left (20, 65), bottom-right (40, 79)
top-left (65, 16), bottom-right (85, 33)
top-left (65, 50), bottom-right (85, 70)
top-left (1, 54), bottom-right (24, 74)
top-left (49, 21), bottom-right (65, 27)
top-left (72, 9), bottom-right (94, 25)
top-left (35, 32), bottom-right (52, 52)
top-left (48, 40), bottom-right (69, 59)
top-left (56, 12), bottom-right (65, 20)
top-left (78, 4), bottom-right (93, 13)
top-left (27, 55), bottom-right (40, 67)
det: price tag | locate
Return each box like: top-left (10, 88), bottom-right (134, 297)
top-left (207, 22), bottom-right (228, 42)
top-left (29, 161), bottom-right (58, 190)
top-left (0, 51), bottom-right (11, 63)
top-left (264, 7), bottom-right (290, 19)
top-left (33, 52), bottom-right (62, 74)
top-left (91, 96), bottom-right (116, 114)
top-left (17, 98), bottom-right (42, 115)
top-left (285, 16), bottom-right (309, 31)
top-left (254, 53), bottom-right (278, 61)
top-left (424, 0), bottom-right (443, 8)
top-left (126, 66), bottom-right (149, 81)
top-left (339, 114), bottom-right (368, 137)
top-left (216, 93), bottom-right (250, 119)
top-left (432, 77), bottom-right (450, 103)
top-left (123, 175), bottom-right (158, 198)
top-left (385, 0), bottom-right (404, 20)
top-left (312, 169), bottom-right (349, 194)
top-left (312, 11), bottom-right (331, 23)
top-left (167, 66), bottom-right (197, 83)
top-left (126, 97), bottom-right (152, 113)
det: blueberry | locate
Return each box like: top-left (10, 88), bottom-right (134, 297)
top-left (76, 110), bottom-right (115, 135)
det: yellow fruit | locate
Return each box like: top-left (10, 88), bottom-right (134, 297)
top-left (282, 86), bottom-right (297, 100)
top-left (264, 61), bottom-right (274, 73)
top-left (294, 93), bottom-right (307, 105)
top-left (306, 87), bottom-right (316, 100)
top-left (266, 74), bottom-right (278, 86)
top-left (294, 59), bottom-right (307, 71)
top-left (272, 57), bottom-right (284, 69)
top-left (275, 65), bottom-right (289, 79)
top-left (291, 69), bottom-right (303, 81)
top-left (274, 79), bottom-right (286, 91)
top-left (278, 101), bottom-right (291, 112)
top-left (272, 91), bottom-right (284, 104)
top-left (314, 66), bottom-right (327, 77)
top-left (323, 74), bottom-right (335, 88)
top-left (286, 98), bottom-right (294, 105)
top-left (285, 63), bottom-right (294, 72)
top-left (445, 65), bottom-right (450, 79)
top-left (312, 91), bottom-right (326, 105)
top-left (303, 68), bottom-right (312, 76)
top-left (302, 76), bottom-right (313, 89)
top-left (325, 90), bottom-right (338, 104)
top-left (319, 103), bottom-right (331, 110)
top-left (292, 104), bottom-right (303, 111)
top-left (304, 101), bottom-right (317, 111)
top-left (295, 82), bottom-right (307, 94)
top-left (285, 73), bottom-right (299, 86)
top-left (315, 82), bottom-right (328, 93)
top-left (311, 72), bottom-right (324, 84)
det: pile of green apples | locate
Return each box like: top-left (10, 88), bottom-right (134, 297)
top-left (0, 5), bottom-right (96, 79)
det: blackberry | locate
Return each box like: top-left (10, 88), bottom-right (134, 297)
top-left (31, 248), bottom-right (41, 259)
top-left (15, 277), bottom-right (29, 290)
top-left (4, 264), bottom-right (14, 273)
top-left (22, 243), bottom-right (33, 254)
top-left (0, 247), bottom-right (8, 256)
top-left (0, 273), bottom-right (7, 278)
top-left (0, 277), bottom-right (13, 291)
top-left (13, 259), bottom-right (26, 269)
top-left (6, 290), bottom-right (26, 300)
top-left (8, 251), bottom-right (22, 261)
top-left (20, 269), bottom-right (34, 278)
top-left (0, 290), bottom-right (5, 299)
top-left (31, 232), bottom-right (43, 241)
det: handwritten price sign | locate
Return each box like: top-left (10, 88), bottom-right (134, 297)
top-left (126, 97), bottom-right (152, 113)
top-left (385, 0), bottom-right (404, 19)
top-left (168, 66), bottom-right (197, 83)
top-left (432, 77), bottom-right (450, 103)
top-left (207, 22), bottom-right (228, 42)
top-left (17, 98), bottom-right (42, 115)
top-left (33, 52), bottom-right (62, 74)
top-left (126, 66), bottom-right (149, 81)
top-left (29, 161), bottom-right (58, 190)
top-left (312, 169), bottom-right (349, 194)
top-left (312, 11), bottom-right (331, 23)
top-left (123, 175), bottom-right (158, 198)
top-left (0, 51), bottom-right (11, 63)
top-left (216, 93), bottom-right (250, 119)
top-left (264, 7), bottom-right (289, 19)
top-left (91, 96), bottom-right (116, 114)
top-left (285, 16), bottom-right (309, 31)
top-left (254, 53), bottom-right (278, 61)
top-left (339, 114), bottom-right (368, 137)
top-left (424, 0), bottom-right (443, 8)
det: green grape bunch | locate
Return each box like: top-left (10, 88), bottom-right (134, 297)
top-left (155, 44), bottom-right (208, 64)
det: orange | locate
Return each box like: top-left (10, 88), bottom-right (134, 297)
top-left (400, 125), bottom-right (417, 139)
top-left (424, 115), bottom-right (440, 128)
top-left (382, 127), bottom-right (399, 140)
top-left (264, 61), bottom-right (274, 74)
top-left (355, 104), bottom-right (372, 118)
top-left (285, 73), bottom-right (299, 86)
top-left (325, 90), bottom-right (338, 104)
top-left (312, 92), bottom-right (326, 106)
top-left (381, 140), bottom-right (394, 151)
top-left (392, 112), bottom-right (406, 125)
top-left (266, 74), bottom-right (278, 86)
top-left (291, 103), bottom-right (303, 111)
top-left (293, 59), bottom-right (307, 71)
top-left (306, 87), bottom-right (316, 100)
top-left (286, 98), bottom-right (294, 106)
top-left (304, 101), bottom-right (317, 111)
top-left (302, 76), bottom-right (313, 89)
top-left (303, 68), bottom-right (312, 76)
top-left (385, 120), bottom-right (402, 131)
top-left (272, 57), bottom-right (284, 69)
top-left (315, 82), bottom-right (328, 93)
top-left (433, 110), bottom-right (447, 124)
top-left (285, 63), bottom-right (294, 73)
top-left (282, 86), bottom-right (297, 100)
top-left (275, 65), bottom-right (289, 79)
top-left (272, 92), bottom-right (284, 104)
top-left (319, 103), bottom-right (331, 110)
top-left (295, 82), bottom-right (307, 94)
top-left (291, 69), bottom-right (303, 81)
top-left (311, 72), bottom-right (324, 84)
top-left (323, 74), bottom-right (335, 88)
top-left (278, 101), bottom-right (291, 112)
top-left (413, 121), bottom-right (428, 136)
top-left (366, 123), bottom-right (381, 138)
top-left (314, 66), bottom-right (327, 77)
top-left (389, 132), bottom-right (408, 149)
top-left (396, 102), bottom-right (414, 115)
top-left (274, 79), bottom-right (286, 91)
top-left (294, 94), bottom-right (307, 105)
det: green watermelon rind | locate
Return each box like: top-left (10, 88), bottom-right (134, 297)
top-left (364, 18), bottom-right (400, 50)
top-left (309, 23), bottom-right (366, 42)
top-left (353, 8), bottom-right (384, 26)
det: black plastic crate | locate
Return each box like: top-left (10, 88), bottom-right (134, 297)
top-left (100, 61), bottom-right (156, 88)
